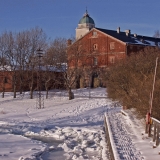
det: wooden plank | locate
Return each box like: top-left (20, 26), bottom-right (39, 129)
top-left (153, 123), bottom-right (156, 142)
top-left (156, 125), bottom-right (159, 146)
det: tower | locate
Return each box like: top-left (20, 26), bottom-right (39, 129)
top-left (76, 10), bottom-right (95, 40)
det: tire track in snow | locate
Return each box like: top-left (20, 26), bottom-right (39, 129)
top-left (107, 108), bottom-right (144, 160)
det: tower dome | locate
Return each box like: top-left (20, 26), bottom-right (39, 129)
top-left (76, 10), bottom-right (95, 40)
top-left (79, 11), bottom-right (95, 25)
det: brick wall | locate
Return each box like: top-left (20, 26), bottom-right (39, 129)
top-left (67, 29), bottom-right (126, 69)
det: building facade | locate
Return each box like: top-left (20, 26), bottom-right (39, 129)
top-left (67, 10), bottom-right (160, 88)
top-left (0, 66), bottom-right (65, 93)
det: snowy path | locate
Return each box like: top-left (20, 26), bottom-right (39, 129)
top-left (0, 88), bottom-right (159, 160)
top-left (0, 88), bottom-right (111, 160)
top-left (107, 108), bottom-right (144, 160)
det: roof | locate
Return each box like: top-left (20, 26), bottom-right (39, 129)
top-left (79, 11), bottom-right (95, 25)
top-left (96, 27), bottom-right (160, 47)
top-left (0, 64), bottom-right (67, 72)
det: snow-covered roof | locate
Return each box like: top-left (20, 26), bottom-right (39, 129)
top-left (0, 64), bottom-right (67, 72)
top-left (96, 28), bottom-right (160, 47)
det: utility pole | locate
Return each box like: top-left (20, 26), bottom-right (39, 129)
top-left (146, 57), bottom-right (158, 136)
top-left (36, 48), bottom-right (44, 109)
top-left (150, 57), bottom-right (158, 114)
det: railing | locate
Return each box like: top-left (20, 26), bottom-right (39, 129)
top-left (151, 118), bottom-right (160, 146)
top-left (104, 112), bottom-right (120, 160)
top-left (145, 116), bottom-right (160, 146)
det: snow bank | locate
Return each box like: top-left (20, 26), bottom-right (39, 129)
top-left (25, 126), bottom-right (106, 159)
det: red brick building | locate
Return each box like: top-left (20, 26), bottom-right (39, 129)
top-left (67, 10), bottom-right (160, 88)
top-left (0, 66), bottom-right (65, 93)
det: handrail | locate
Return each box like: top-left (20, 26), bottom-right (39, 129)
top-left (104, 112), bottom-right (120, 160)
top-left (151, 117), bottom-right (160, 146)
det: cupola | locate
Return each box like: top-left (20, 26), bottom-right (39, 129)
top-left (76, 10), bottom-right (95, 40)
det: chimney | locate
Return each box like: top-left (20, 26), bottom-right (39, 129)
top-left (155, 41), bottom-right (158, 46)
top-left (134, 33), bottom-right (137, 37)
top-left (117, 27), bottom-right (120, 33)
top-left (67, 39), bottom-right (72, 46)
top-left (125, 29), bottom-right (131, 36)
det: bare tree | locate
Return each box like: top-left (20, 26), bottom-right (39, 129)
top-left (43, 38), bottom-right (66, 98)
top-left (15, 31), bottom-right (31, 94)
top-left (43, 38), bottom-right (67, 98)
top-left (0, 32), bottom-right (11, 98)
top-left (0, 27), bottom-right (47, 99)
top-left (0, 31), bottom-right (19, 98)
top-left (66, 40), bottom-right (87, 99)
top-left (25, 27), bottom-right (47, 99)
top-left (106, 46), bottom-right (160, 119)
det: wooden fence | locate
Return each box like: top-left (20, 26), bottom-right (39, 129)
top-left (104, 113), bottom-right (119, 160)
top-left (151, 118), bottom-right (160, 146)
top-left (146, 117), bottom-right (160, 146)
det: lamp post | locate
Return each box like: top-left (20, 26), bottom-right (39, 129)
top-left (36, 48), bottom-right (44, 109)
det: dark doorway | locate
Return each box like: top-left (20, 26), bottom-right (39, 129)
top-left (76, 75), bottom-right (80, 88)
top-left (91, 73), bottom-right (98, 88)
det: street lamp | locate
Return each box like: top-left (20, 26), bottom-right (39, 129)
top-left (36, 48), bottom-right (44, 109)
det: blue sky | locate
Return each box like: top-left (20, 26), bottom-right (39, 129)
top-left (0, 0), bottom-right (160, 40)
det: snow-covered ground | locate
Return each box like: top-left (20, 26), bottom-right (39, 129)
top-left (106, 107), bottom-right (160, 160)
top-left (0, 88), bottom-right (159, 160)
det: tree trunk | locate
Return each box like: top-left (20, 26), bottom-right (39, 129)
top-left (2, 91), bottom-right (4, 98)
top-left (2, 83), bottom-right (5, 98)
top-left (30, 89), bottom-right (33, 99)
top-left (13, 84), bottom-right (16, 98)
top-left (68, 87), bottom-right (74, 100)
top-left (46, 88), bottom-right (49, 99)
top-left (20, 82), bottom-right (23, 94)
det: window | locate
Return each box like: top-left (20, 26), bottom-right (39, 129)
top-left (93, 57), bottom-right (98, 65)
top-left (93, 31), bottom-right (97, 37)
top-left (109, 56), bottom-right (115, 64)
top-left (110, 42), bottom-right (115, 50)
top-left (4, 77), bottom-right (8, 83)
top-left (93, 44), bottom-right (98, 50)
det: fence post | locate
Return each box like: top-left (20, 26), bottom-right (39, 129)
top-left (156, 125), bottom-right (160, 146)
top-left (145, 124), bottom-right (148, 133)
top-left (153, 122), bottom-right (156, 142)
top-left (148, 124), bottom-right (152, 137)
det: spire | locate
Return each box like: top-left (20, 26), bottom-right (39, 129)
top-left (84, 7), bottom-right (89, 17)
top-left (86, 7), bottom-right (88, 14)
